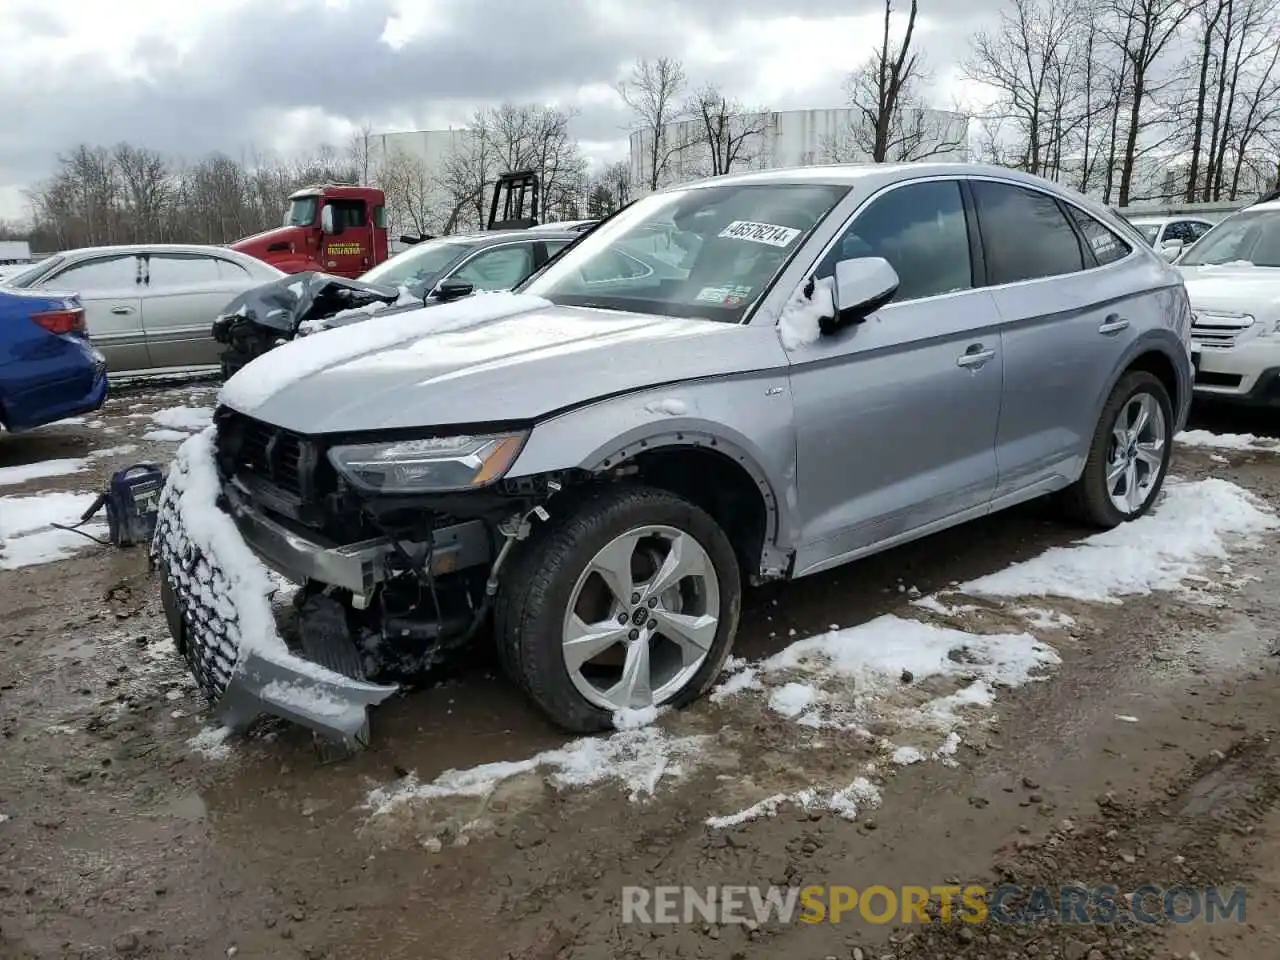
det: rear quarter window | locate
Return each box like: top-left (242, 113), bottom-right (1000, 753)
top-left (1065, 206), bottom-right (1132, 267)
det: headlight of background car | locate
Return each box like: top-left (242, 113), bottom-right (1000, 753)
top-left (327, 432), bottom-right (527, 493)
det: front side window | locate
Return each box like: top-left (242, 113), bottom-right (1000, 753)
top-left (1164, 221), bottom-right (1193, 243)
top-left (971, 181), bottom-right (1085, 284)
top-left (44, 255), bottom-right (139, 293)
top-left (451, 244), bottom-right (534, 291)
top-left (1133, 222), bottom-right (1162, 247)
top-left (285, 196), bottom-right (318, 228)
top-left (819, 180), bottom-right (972, 302)
top-left (1178, 210), bottom-right (1280, 267)
top-left (520, 182), bottom-right (849, 322)
top-left (1189, 221), bottom-right (1213, 240)
top-left (327, 200), bottom-right (366, 229)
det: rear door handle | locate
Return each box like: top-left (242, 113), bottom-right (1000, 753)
top-left (110, 306), bottom-right (134, 315)
top-left (1099, 314), bottom-right (1129, 334)
top-left (956, 345), bottom-right (996, 368)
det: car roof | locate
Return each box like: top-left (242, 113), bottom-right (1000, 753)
top-left (50, 242), bottom-right (255, 259)
top-left (428, 228), bottom-right (579, 246)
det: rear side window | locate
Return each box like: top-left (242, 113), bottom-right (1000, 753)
top-left (1065, 206), bottom-right (1131, 266)
top-left (822, 179), bottom-right (973, 302)
top-left (44, 255), bottom-right (139, 293)
top-left (215, 259), bottom-right (252, 281)
top-left (146, 254), bottom-right (221, 287)
top-left (971, 181), bottom-right (1085, 284)
top-left (373, 205), bottom-right (386, 229)
top-left (328, 200), bottom-right (366, 229)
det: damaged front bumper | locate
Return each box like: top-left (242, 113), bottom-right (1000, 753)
top-left (151, 428), bottom-right (410, 747)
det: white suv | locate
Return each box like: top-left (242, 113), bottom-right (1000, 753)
top-left (1177, 201), bottom-right (1280, 406)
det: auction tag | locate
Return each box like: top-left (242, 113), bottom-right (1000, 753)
top-left (695, 284), bottom-right (753, 305)
top-left (718, 220), bottom-right (801, 247)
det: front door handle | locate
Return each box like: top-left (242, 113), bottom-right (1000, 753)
top-left (110, 305), bottom-right (134, 315)
top-left (956, 346), bottom-right (996, 368)
top-left (1099, 314), bottom-right (1130, 334)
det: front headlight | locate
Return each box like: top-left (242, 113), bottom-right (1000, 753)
top-left (327, 432), bottom-right (527, 493)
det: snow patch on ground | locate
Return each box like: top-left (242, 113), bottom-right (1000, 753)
top-left (961, 478), bottom-right (1277, 603)
top-left (1176, 430), bottom-right (1280, 453)
top-left (143, 429), bottom-right (193, 443)
top-left (367, 726), bottom-right (710, 818)
top-left (778, 276), bottom-right (834, 350)
top-left (0, 458), bottom-right (89, 487)
top-left (89, 444), bottom-right (140, 458)
top-left (148, 406), bottom-right (213, 433)
top-left (0, 491), bottom-right (105, 569)
top-left (706, 777), bottom-right (881, 829)
top-left (187, 726), bottom-right (234, 760)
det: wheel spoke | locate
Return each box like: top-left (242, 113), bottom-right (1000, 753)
top-left (1128, 398), bottom-right (1150, 441)
top-left (563, 615), bottom-right (629, 671)
top-left (653, 609), bottom-right (717, 665)
top-left (606, 639), bottom-right (653, 709)
top-left (588, 532), bottom-right (640, 606)
top-left (1111, 422), bottom-right (1130, 451)
top-left (1106, 457), bottom-right (1128, 489)
top-left (1124, 460), bottom-right (1143, 511)
top-left (641, 531), bottom-right (706, 601)
top-left (1134, 439), bottom-right (1163, 471)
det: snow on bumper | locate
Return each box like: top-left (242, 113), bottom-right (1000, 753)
top-left (151, 426), bottom-right (397, 746)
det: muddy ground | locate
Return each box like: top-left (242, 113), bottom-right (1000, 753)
top-left (2, 386), bottom-right (1279, 960)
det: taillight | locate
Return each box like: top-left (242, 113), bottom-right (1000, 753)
top-left (31, 307), bottom-right (86, 335)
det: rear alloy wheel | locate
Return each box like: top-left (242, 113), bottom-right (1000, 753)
top-left (1064, 370), bottom-right (1173, 528)
top-left (496, 486), bottom-right (741, 733)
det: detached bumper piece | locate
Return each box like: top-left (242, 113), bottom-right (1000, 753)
top-left (151, 428), bottom-right (398, 749)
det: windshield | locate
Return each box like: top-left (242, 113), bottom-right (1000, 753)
top-left (0, 255), bottom-right (64, 288)
top-left (519, 182), bottom-right (850, 322)
top-left (1178, 210), bottom-right (1280, 267)
top-left (1132, 222), bottom-right (1161, 246)
top-left (284, 196), bottom-right (318, 228)
top-left (361, 239), bottom-right (476, 287)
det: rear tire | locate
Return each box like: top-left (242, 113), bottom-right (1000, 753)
top-left (495, 485), bottom-right (741, 733)
top-left (1062, 370), bottom-right (1173, 528)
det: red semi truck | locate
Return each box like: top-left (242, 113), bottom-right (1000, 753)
top-left (231, 183), bottom-right (390, 279)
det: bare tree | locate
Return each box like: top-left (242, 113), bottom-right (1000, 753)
top-left (617, 57), bottom-right (688, 190)
top-left (833, 0), bottom-right (968, 162)
top-left (347, 120), bottom-right (376, 185)
top-left (601, 160), bottom-right (633, 208)
top-left (379, 147), bottom-right (440, 238)
top-left (683, 83), bottom-right (771, 176)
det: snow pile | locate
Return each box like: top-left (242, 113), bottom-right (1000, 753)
top-left (220, 292), bottom-right (550, 411)
top-left (720, 615), bottom-right (1058, 733)
top-left (961, 478), bottom-right (1278, 602)
top-left (0, 491), bottom-right (106, 569)
top-left (778, 276), bottom-right (834, 350)
top-left (0, 458), bottom-right (89, 487)
top-left (143, 429), bottom-right (193, 443)
top-left (187, 726), bottom-right (234, 760)
top-left (1176, 430), bottom-right (1280, 453)
top-left (643, 397), bottom-right (689, 417)
top-left (149, 406), bottom-right (213, 433)
top-left (367, 726), bottom-right (710, 817)
top-left (706, 777), bottom-right (881, 829)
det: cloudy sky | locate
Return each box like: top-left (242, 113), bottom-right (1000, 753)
top-left (0, 0), bottom-right (999, 222)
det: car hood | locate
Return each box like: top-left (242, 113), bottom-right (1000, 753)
top-left (1178, 265), bottom-right (1280, 315)
top-left (218, 293), bottom-right (788, 433)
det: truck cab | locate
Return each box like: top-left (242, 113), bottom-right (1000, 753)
top-left (231, 184), bottom-right (389, 278)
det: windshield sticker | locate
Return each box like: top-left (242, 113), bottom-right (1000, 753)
top-left (718, 220), bottom-right (802, 247)
top-left (695, 284), bottom-right (754, 306)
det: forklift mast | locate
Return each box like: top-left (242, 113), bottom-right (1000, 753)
top-left (488, 170), bottom-right (540, 230)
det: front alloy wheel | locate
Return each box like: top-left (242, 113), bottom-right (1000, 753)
top-left (496, 486), bottom-right (741, 733)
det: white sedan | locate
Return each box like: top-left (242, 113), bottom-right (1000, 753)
top-left (1177, 200), bottom-right (1280, 406)
top-left (1, 244), bottom-right (284, 377)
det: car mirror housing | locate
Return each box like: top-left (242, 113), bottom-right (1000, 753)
top-left (830, 256), bottom-right (900, 328)
top-left (432, 277), bottom-right (475, 302)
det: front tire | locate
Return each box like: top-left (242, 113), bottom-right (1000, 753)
top-left (1063, 370), bottom-right (1173, 528)
top-left (496, 485), bottom-right (742, 733)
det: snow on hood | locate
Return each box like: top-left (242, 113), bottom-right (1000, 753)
top-left (1179, 264), bottom-right (1280, 316)
top-left (219, 292), bottom-right (552, 411)
top-left (220, 295), bottom-right (788, 434)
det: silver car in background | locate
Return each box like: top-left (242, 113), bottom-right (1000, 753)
top-left (2, 244), bottom-right (283, 376)
top-left (153, 162), bottom-right (1194, 747)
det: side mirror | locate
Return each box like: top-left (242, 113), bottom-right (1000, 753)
top-left (432, 277), bottom-right (475, 302)
top-left (1158, 239), bottom-right (1184, 261)
top-left (320, 206), bottom-right (340, 235)
top-left (829, 256), bottom-right (900, 327)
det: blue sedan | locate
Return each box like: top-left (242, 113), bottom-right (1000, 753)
top-left (0, 287), bottom-right (108, 431)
